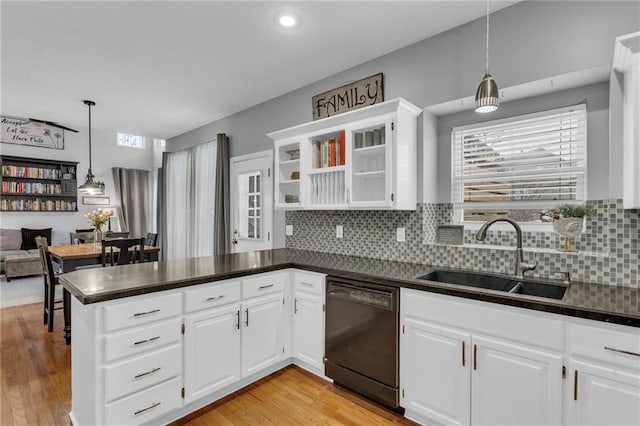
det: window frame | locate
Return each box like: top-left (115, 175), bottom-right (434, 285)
top-left (117, 132), bottom-right (146, 149)
top-left (450, 104), bottom-right (588, 226)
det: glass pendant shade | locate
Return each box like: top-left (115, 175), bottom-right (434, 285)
top-left (475, 73), bottom-right (499, 113)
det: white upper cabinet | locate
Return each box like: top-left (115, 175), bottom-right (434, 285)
top-left (613, 32), bottom-right (640, 209)
top-left (269, 98), bottom-right (421, 210)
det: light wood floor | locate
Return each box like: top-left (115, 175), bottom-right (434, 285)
top-left (1, 302), bottom-right (414, 425)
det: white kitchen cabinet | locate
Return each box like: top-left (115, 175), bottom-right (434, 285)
top-left (567, 359), bottom-right (640, 426)
top-left (401, 288), bottom-right (564, 426)
top-left (471, 335), bottom-right (562, 426)
top-left (402, 318), bottom-right (471, 426)
top-left (183, 303), bottom-right (241, 404)
top-left (566, 321), bottom-right (640, 426)
top-left (613, 32), bottom-right (640, 209)
top-left (242, 292), bottom-right (286, 377)
top-left (269, 98), bottom-right (421, 210)
top-left (291, 271), bottom-right (326, 375)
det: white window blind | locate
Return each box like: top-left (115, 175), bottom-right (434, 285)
top-left (451, 104), bottom-right (587, 214)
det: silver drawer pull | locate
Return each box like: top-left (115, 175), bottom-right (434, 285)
top-left (133, 336), bottom-right (160, 346)
top-left (604, 346), bottom-right (640, 357)
top-left (258, 284), bottom-right (274, 290)
top-left (300, 282), bottom-right (314, 287)
top-left (133, 309), bottom-right (160, 317)
top-left (134, 366), bottom-right (161, 379)
top-left (134, 401), bottom-right (161, 416)
top-left (205, 295), bottom-right (225, 302)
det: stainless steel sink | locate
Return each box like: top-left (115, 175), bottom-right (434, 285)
top-left (415, 270), bottom-right (567, 300)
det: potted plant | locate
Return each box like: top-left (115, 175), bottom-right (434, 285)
top-left (84, 208), bottom-right (114, 247)
top-left (548, 202), bottom-right (595, 251)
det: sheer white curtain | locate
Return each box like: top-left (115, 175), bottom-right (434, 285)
top-left (164, 141), bottom-right (216, 260)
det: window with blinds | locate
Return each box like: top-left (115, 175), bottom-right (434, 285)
top-left (451, 104), bottom-right (587, 223)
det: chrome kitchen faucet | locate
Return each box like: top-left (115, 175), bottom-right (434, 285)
top-left (476, 217), bottom-right (537, 278)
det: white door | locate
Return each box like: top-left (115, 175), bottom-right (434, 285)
top-left (241, 293), bottom-right (284, 377)
top-left (471, 335), bottom-right (563, 426)
top-left (401, 318), bottom-right (471, 426)
top-left (230, 150), bottom-right (273, 253)
top-left (183, 303), bottom-right (241, 403)
top-left (292, 290), bottom-right (324, 372)
top-left (567, 359), bottom-right (640, 426)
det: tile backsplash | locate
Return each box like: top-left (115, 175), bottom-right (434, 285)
top-left (285, 199), bottom-right (639, 288)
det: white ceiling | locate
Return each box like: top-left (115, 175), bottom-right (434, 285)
top-left (1, 1), bottom-right (516, 140)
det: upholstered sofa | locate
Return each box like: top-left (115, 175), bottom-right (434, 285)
top-left (0, 228), bottom-right (46, 280)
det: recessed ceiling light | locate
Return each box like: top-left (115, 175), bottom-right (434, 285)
top-left (278, 14), bottom-right (297, 27)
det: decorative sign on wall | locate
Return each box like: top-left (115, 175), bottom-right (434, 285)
top-left (83, 196), bottom-right (110, 206)
top-left (1, 116), bottom-right (66, 150)
top-left (312, 73), bottom-right (384, 120)
top-left (436, 225), bottom-right (465, 245)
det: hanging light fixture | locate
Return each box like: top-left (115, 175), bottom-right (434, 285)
top-left (78, 100), bottom-right (105, 195)
top-left (475, 2), bottom-right (499, 113)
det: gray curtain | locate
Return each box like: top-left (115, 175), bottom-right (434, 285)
top-left (214, 133), bottom-right (231, 255)
top-left (159, 153), bottom-right (168, 260)
top-left (112, 167), bottom-right (150, 239)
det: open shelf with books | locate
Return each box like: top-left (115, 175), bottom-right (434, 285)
top-left (0, 155), bottom-right (79, 212)
top-left (269, 98), bottom-right (421, 210)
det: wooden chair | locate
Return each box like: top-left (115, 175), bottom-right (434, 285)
top-left (35, 236), bottom-right (62, 332)
top-left (101, 237), bottom-right (145, 266)
top-left (70, 231), bottom-right (94, 244)
top-left (104, 231), bottom-right (130, 239)
top-left (145, 232), bottom-right (158, 247)
top-left (75, 228), bottom-right (94, 233)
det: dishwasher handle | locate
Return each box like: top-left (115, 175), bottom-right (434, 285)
top-left (327, 281), bottom-right (396, 310)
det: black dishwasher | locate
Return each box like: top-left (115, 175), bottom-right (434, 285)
top-left (324, 276), bottom-right (400, 409)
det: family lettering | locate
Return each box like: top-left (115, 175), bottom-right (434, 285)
top-left (312, 73), bottom-right (384, 120)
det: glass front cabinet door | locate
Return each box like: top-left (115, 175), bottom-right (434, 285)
top-left (269, 98), bottom-right (420, 211)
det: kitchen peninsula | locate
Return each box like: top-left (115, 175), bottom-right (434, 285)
top-left (61, 248), bottom-right (639, 426)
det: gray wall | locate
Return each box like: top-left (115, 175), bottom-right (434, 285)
top-left (167, 1), bottom-right (640, 246)
top-left (435, 81), bottom-right (610, 202)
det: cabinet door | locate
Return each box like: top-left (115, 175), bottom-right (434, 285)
top-left (347, 116), bottom-right (394, 208)
top-left (292, 290), bottom-right (324, 372)
top-left (401, 317), bottom-right (471, 426)
top-left (242, 292), bottom-right (285, 377)
top-left (183, 303), bottom-right (241, 404)
top-left (567, 359), bottom-right (640, 426)
top-left (471, 335), bottom-right (563, 426)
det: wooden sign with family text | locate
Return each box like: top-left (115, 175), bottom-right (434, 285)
top-left (312, 73), bottom-right (384, 120)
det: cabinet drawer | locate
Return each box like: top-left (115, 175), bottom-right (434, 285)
top-left (568, 322), bottom-right (640, 370)
top-left (104, 293), bottom-right (182, 333)
top-left (242, 272), bottom-right (287, 299)
top-left (105, 344), bottom-right (181, 402)
top-left (104, 318), bottom-right (182, 363)
top-left (184, 280), bottom-right (241, 313)
top-left (105, 376), bottom-right (182, 426)
top-left (294, 271), bottom-right (325, 295)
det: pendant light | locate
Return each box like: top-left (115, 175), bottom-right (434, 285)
top-left (475, 2), bottom-right (499, 113)
top-left (78, 100), bottom-right (105, 195)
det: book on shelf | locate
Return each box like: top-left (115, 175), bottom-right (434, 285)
top-left (329, 138), bottom-right (337, 167)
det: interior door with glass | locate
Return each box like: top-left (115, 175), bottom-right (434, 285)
top-left (230, 150), bottom-right (273, 253)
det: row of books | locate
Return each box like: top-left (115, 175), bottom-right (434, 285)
top-left (1, 199), bottom-right (77, 211)
top-left (311, 131), bottom-right (346, 168)
top-left (2, 181), bottom-right (62, 195)
top-left (1, 165), bottom-right (61, 179)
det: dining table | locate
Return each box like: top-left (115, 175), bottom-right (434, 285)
top-left (48, 243), bottom-right (160, 344)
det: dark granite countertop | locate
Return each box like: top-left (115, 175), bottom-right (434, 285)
top-left (59, 248), bottom-right (640, 327)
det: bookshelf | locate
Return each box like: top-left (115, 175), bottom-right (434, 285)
top-left (0, 155), bottom-right (79, 212)
top-left (269, 98), bottom-right (421, 210)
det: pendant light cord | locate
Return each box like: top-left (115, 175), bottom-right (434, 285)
top-left (485, 1), bottom-right (490, 74)
top-left (87, 102), bottom-right (92, 170)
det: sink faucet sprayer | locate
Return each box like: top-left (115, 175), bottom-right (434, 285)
top-left (476, 217), bottom-right (537, 278)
